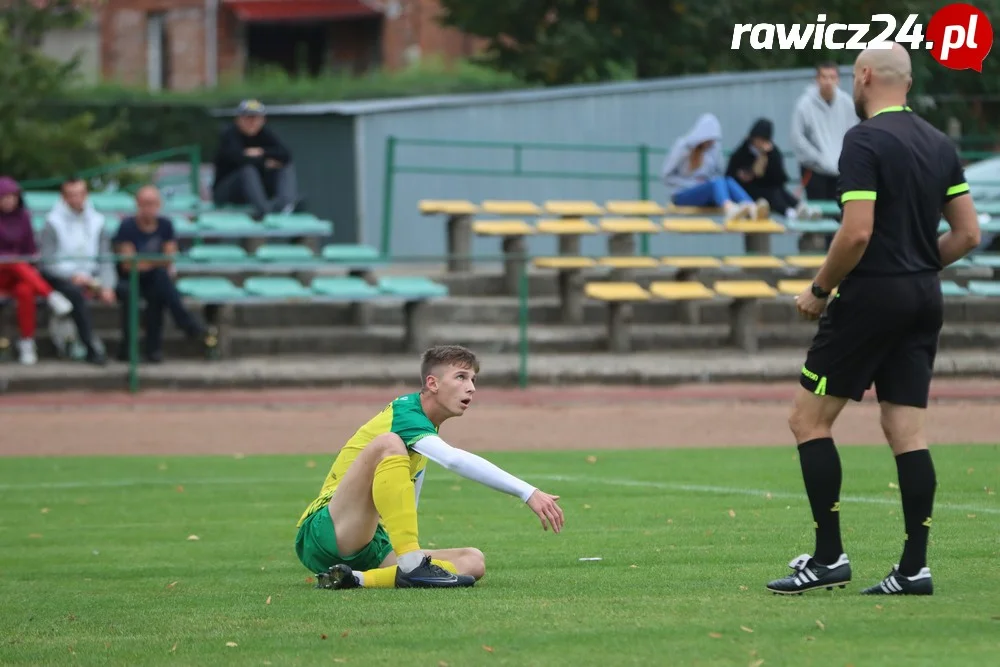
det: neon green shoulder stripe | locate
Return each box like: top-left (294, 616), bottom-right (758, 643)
top-left (841, 190), bottom-right (877, 203)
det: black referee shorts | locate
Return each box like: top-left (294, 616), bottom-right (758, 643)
top-left (800, 273), bottom-right (943, 408)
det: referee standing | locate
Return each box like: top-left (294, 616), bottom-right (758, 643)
top-left (766, 43), bottom-right (981, 596)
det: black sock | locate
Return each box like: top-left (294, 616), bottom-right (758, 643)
top-left (895, 449), bottom-right (937, 576)
top-left (798, 437), bottom-right (844, 565)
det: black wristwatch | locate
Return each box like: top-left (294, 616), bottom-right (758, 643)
top-left (811, 282), bottom-right (831, 299)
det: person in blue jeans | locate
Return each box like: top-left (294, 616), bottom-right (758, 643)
top-left (660, 113), bottom-right (768, 221)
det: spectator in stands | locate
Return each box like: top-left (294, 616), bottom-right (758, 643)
top-left (660, 113), bottom-right (765, 221)
top-left (112, 185), bottom-right (214, 363)
top-left (790, 62), bottom-right (859, 203)
top-left (0, 176), bottom-right (74, 365)
top-left (212, 99), bottom-right (299, 220)
top-left (39, 177), bottom-right (115, 365)
top-left (726, 118), bottom-right (821, 220)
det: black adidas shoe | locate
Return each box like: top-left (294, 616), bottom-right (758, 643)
top-left (315, 563), bottom-right (360, 590)
top-left (395, 556), bottom-right (476, 589)
top-left (861, 566), bottom-right (933, 596)
top-left (766, 553), bottom-right (852, 595)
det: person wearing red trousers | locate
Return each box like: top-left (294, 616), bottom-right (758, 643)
top-left (0, 177), bottom-right (74, 364)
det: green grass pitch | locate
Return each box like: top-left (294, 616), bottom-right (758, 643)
top-left (1, 445), bottom-right (997, 666)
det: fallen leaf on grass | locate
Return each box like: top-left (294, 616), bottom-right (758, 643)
top-left (341, 631), bottom-right (349, 638)
top-left (169, 643), bottom-right (178, 654)
top-left (28, 534), bottom-right (42, 539)
top-left (40, 508), bottom-right (50, 514)
top-left (765, 493), bottom-right (773, 500)
top-left (888, 482), bottom-right (898, 489)
top-left (333, 659), bottom-right (347, 664)
top-left (815, 620), bottom-right (825, 630)
top-left (666, 519), bottom-right (673, 524)
top-left (749, 660), bottom-right (764, 667)
top-left (740, 626), bottom-right (754, 633)
top-left (728, 509), bottom-right (736, 518)
top-left (265, 596), bottom-right (271, 605)
top-left (450, 485), bottom-right (462, 491)
top-left (233, 453), bottom-right (245, 460)
top-left (166, 582), bottom-right (178, 589)
top-left (306, 460), bottom-right (316, 468)
top-left (739, 585), bottom-right (748, 591)
top-left (305, 577), bottom-right (315, 584)
top-left (225, 642), bottom-right (238, 648)
top-left (320, 634), bottom-right (328, 640)
top-left (805, 636), bottom-right (815, 642)
top-left (585, 456), bottom-right (598, 464)
top-left (583, 504), bottom-right (592, 510)
top-left (709, 632), bottom-right (723, 639)
top-left (176, 486), bottom-right (184, 493)
top-left (186, 535), bottom-right (200, 541)
top-left (968, 514), bottom-right (977, 519)
top-left (158, 463), bottom-right (168, 471)
top-left (875, 605), bottom-right (883, 611)
top-left (482, 645), bottom-right (494, 653)
top-left (986, 487), bottom-right (995, 496)
top-left (439, 662), bottom-right (449, 667)
top-left (629, 564), bottom-right (638, 569)
top-left (68, 645), bottom-right (75, 655)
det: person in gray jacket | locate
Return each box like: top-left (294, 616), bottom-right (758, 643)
top-left (790, 62), bottom-right (860, 203)
top-left (39, 177), bottom-right (116, 365)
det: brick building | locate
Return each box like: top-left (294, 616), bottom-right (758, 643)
top-left (99, 0), bottom-right (483, 91)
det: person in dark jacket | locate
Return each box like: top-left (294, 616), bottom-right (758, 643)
top-left (211, 99), bottom-right (299, 219)
top-left (727, 119), bottom-right (820, 220)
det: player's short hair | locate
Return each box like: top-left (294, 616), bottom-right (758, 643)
top-left (61, 176), bottom-right (85, 192)
top-left (420, 345), bottom-right (479, 387)
top-left (816, 60), bottom-right (839, 73)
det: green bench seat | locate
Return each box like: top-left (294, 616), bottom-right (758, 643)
top-left (243, 276), bottom-right (314, 299)
top-left (967, 281), bottom-right (1000, 297)
top-left (311, 276), bottom-right (382, 299)
top-left (970, 254), bottom-right (1000, 268)
top-left (185, 245), bottom-right (249, 264)
top-left (176, 276), bottom-right (248, 301)
top-left (263, 214), bottom-right (332, 236)
top-left (378, 276), bottom-right (449, 299)
top-left (940, 280), bottom-right (968, 296)
top-left (196, 212), bottom-right (259, 234)
top-left (784, 219), bottom-right (840, 234)
top-left (321, 244), bottom-right (381, 263)
top-left (255, 244), bottom-right (319, 263)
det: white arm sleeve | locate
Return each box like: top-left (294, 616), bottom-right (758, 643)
top-left (412, 435), bottom-right (537, 503)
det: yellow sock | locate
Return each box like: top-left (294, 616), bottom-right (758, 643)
top-left (372, 455), bottom-right (420, 556)
top-left (356, 559), bottom-right (457, 588)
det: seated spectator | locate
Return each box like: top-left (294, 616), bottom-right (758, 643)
top-left (726, 119), bottom-right (822, 220)
top-left (0, 176), bottom-right (74, 365)
top-left (660, 113), bottom-right (766, 221)
top-left (39, 177), bottom-right (116, 365)
top-left (212, 99), bottom-right (299, 220)
top-left (112, 185), bottom-right (214, 363)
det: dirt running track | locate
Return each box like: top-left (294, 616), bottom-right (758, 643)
top-left (2, 378), bottom-right (1000, 457)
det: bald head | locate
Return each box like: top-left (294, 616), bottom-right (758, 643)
top-left (855, 42), bottom-right (912, 87)
top-left (851, 42), bottom-right (912, 120)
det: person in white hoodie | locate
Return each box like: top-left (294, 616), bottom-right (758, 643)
top-left (790, 62), bottom-right (860, 202)
top-left (39, 177), bottom-right (116, 365)
top-left (660, 113), bottom-right (765, 221)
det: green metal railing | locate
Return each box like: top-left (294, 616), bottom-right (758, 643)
top-left (379, 135), bottom-right (1000, 259)
top-left (19, 144), bottom-right (203, 196)
top-left (0, 252), bottom-right (536, 393)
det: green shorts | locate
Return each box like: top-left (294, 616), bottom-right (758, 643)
top-left (295, 506), bottom-right (393, 574)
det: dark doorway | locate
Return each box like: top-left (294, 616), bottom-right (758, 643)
top-left (246, 22), bottom-right (329, 77)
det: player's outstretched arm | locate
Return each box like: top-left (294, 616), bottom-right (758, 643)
top-left (412, 436), bottom-right (564, 533)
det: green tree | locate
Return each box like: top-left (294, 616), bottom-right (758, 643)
top-left (0, 0), bottom-right (126, 183)
top-left (437, 0), bottom-right (1000, 142)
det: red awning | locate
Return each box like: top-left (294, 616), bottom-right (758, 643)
top-left (225, 0), bottom-right (380, 22)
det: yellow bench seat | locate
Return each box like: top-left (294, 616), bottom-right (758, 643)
top-left (418, 199), bottom-right (478, 215)
top-left (545, 200), bottom-right (605, 217)
top-left (533, 257), bottom-right (597, 269)
top-left (599, 217), bottom-right (661, 234)
top-left (724, 219), bottom-right (787, 234)
top-left (471, 219), bottom-right (536, 236)
top-left (661, 256), bottom-right (724, 268)
top-left (666, 204), bottom-right (723, 215)
top-left (649, 281), bottom-right (716, 300)
top-left (598, 256), bottom-right (660, 269)
top-left (585, 282), bottom-right (651, 301)
top-left (663, 218), bottom-right (725, 233)
top-left (784, 255), bottom-right (826, 268)
top-left (536, 218), bottom-right (599, 234)
top-left (605, 200), bottom-right (666, 216)
top-left (713, 280), bottom-right (778, 298)
top-left (723, 255), bottom-right (786, 269)
top-left (777, 280), bottom-right (838, 296)
top-left (480, 200), bottom-right (543, 216)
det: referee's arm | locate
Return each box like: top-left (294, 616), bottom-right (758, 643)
top-left (813, 128), bottom-right (878, 292)
top-left (939, 155), bottom-right (981, 265)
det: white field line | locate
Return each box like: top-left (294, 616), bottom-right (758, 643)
top-left (1, 473), bottom-right (997, 517)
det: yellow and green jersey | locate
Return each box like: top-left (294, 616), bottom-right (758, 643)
top-left (296, 393), bottom-right (438, 527)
